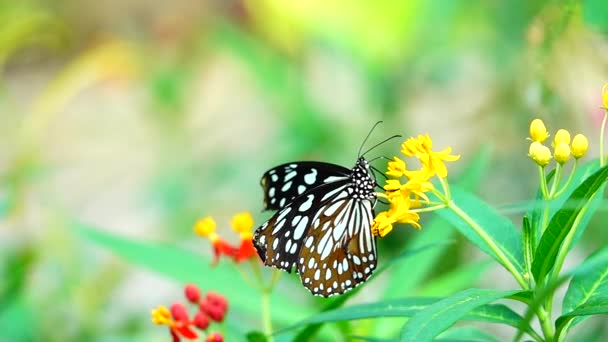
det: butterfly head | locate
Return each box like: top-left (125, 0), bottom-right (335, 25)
top-left (351, 157), bottom-right (376, 200)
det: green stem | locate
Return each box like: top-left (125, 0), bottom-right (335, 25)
top-left (537, 165), bottom-right (550, 200)
top-left (600, 111), bottom-right (607, 167)
top-left (261, 290), bottom-right (274, 341)
top-left (536, 306), bottom-right (555, 341)
top-left (447, 201), bottom-right (528, 289)
top-left (548, 164), bottom-right (563, 198)
top-left (438, 176), bottom-right (452, 201)
top-left (410, 204), bottom-right (447, 213)
top-left (552, 160), bottom-right (577, 198)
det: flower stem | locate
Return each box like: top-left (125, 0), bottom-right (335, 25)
top-left (548, 163), bottom-right (563, 198)
top-left (438, 176), bottom-right (452, 201)
top-left (552, 159), bottom-right (577, 198)
top-left (447, 201), bottom-right (528, 289)
top-left (537, 165), bottom-right (550, 200)
top-left (410, 204), bottom-right (447, 213)
top-left (261, 289), bottom-right (274, 342)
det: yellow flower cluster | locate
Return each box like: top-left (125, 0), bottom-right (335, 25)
top-left (372, 134), bottom-right (459, 237)
top-left (527, 119), bottom-right (588, 166)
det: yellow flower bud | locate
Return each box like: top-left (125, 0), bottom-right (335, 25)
top-left (528, 141), bottom-right (552, 167)
top-left (231, 212), bottom-right (254, 239)
top-left (529, 119), bottom-right (549, 142)
top-left (602, 83), bottom-right (608, 109)
top-left (553, 129), bottom-right (571, 147)
top-left (571, 134), bottom-right (589, 159)
top-left (194, 217), bottom-right (216, 237)
top-left (554, 142), bottom-right (571, 164)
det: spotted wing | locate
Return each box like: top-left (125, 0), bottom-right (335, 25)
top-left (298, 195), bottom-right (377, 297)
top-left (253, 180), bottom-right (377, 297)
top-left (260, 161), bottom-right (351, 210)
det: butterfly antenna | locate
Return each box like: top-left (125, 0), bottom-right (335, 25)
top-left (368, 155), bottom-right (391, 163)
top-left (357, 121), bottom-right (384, 158)
top-left (361, 134), bottom-right (402, 158)
top-left (370, 165), bottom-right (388, 180)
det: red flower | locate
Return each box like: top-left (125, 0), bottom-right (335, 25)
top-left (184, 284), bottom-right (200, 303)
top-left (151, 305), bottom-right (198, 342)
top-left (234, 237), bottom-right (257, 262)
top-left (205, 332), bottom-right (224, 342)
top-left (194, 217), bottom-right (239, 263)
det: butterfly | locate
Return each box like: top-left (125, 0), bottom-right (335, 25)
top-left (253, 124), bottom-right (398, 297)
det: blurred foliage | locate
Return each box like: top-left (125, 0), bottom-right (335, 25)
top-left (0, 0), bottom-right (607, 341)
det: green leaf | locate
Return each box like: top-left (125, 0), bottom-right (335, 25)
top-left (557, 245), bottom-right (608, 336)
top-left (555, 303), bottom-right (608, 335)
top-left (563, 245), bottom-right (608, 313)
top-left (400, 289), bottom-right (521, 342)
top-left (522, 216), bottom-right (533, 280)
top-left (515, 244), bottom-right (608, 341)
top-left (282, 294), bottom-right (528, 334)
top-left (292, 242), bottom-right (452, 342)
top-left (436, 187), bottom-right (525, 276)
top-left (417, 260), bottom-right (491, 297)
top-left (75, 222), bottom-right (310, 327)
top-left (374, 146), bottom-right (491, 338)
top-left (246, 331), bottom-right (268, 342)
top-left (532, 164), bottom-right (608, 282)
top-left (436, 326), bottom-right (499, 342)
top-left (285, 298), bottom-right (437, 329)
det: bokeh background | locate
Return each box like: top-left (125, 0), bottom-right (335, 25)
top-left (1, 0), bottom-right (608, 341)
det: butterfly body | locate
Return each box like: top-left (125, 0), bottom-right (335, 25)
top-left (253, 157), bottom-right (378, 297)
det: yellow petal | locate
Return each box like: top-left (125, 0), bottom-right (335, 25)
top-left (231, 212), bottom-right (254, 234)
top-left (571, 134), bottom-right (589, 159)
top-left (529, 119), bottom-right (549, 142)
top-left (194, 217), bottom-right (216, 237)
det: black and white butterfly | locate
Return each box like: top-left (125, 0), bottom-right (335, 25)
top-left (253, 125), bottom-right (397, 297)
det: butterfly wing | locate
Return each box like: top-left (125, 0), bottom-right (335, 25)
top-left (260, 162), bottom-right (351, 210)
top-left (298, 196), bottom-right (377, 297)
top-left (253, 179), bottom-right (377, 297)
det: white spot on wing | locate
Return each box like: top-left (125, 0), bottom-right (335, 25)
top-left (298, 195), bottom-right (314, 212)
top-left (304, 169), bottom-right (318, 185)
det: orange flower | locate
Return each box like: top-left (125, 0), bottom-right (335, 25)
top-left (194, 217), bottom-right (238, 264)
top-left (151, 304), bottom-right (198, 342)
top-left (231, 212), bottom-right (259, 262)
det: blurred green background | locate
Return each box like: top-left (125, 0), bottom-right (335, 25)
top-left (1, 0), bottom-right (608, 341)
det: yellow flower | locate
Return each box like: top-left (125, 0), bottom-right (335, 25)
top-left (372, 195), bottom-right (421, 237)
top-left (194, 217), bottom-right (218, 241)
top-left (529, 119), bottom-right (549, 142)
top-left (383, 177), bottom-right (433, 203)
top-left (602, 83), bottom-right (608, 109)
top-left (554, 142), bottom-right (571, 164)
top-left (528, 141), bottom-right (552, 167)
top-left (231, 212), bottom-right (254, 239)
top-left (553, 129), bottom-right (571, 147)
top-left (386, 157), bottom-right (407, 178)
top-left (151, 305), bottom-right (172, 325)
top-left (401, 134), bottom-right (460, 178)
top-left (571, 134), bottom-right (589, 159)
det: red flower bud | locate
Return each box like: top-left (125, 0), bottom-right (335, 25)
top-left (193, 311), bottom-right (210, 330)
top-left (205, 291), bottom-right (228, 312)
top-left (205, 332), bottom-right (224, 342)
top-left (170, 302), bottom-right (189, 322)
top-left (184, 284), bottom-right (201, 303)
top-left (206, 304), bottom-right (225, 322)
